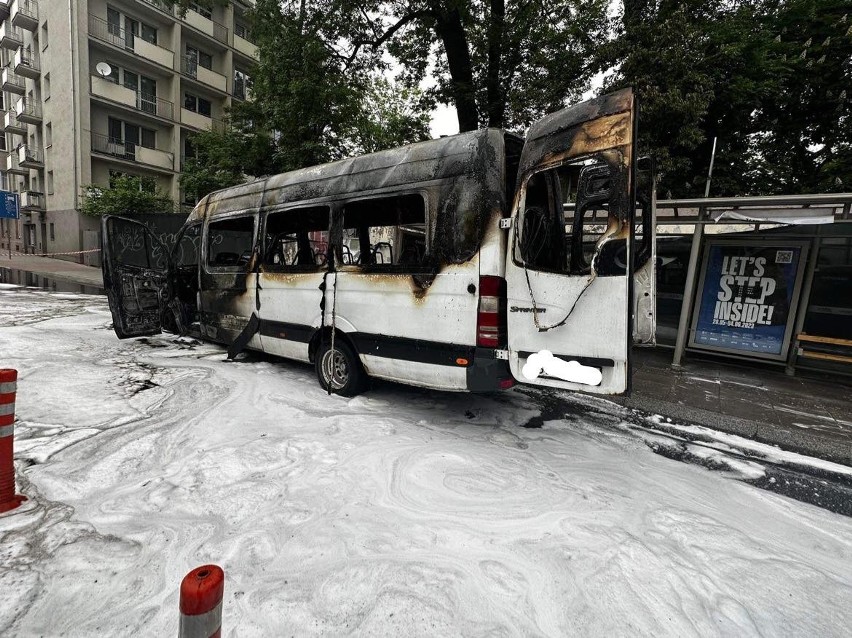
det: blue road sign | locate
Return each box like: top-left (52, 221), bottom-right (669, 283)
top-left (0, 191), bottom-right (19, 219)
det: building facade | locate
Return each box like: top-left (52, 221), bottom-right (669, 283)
top-left (0, 0), bottom-right (256, 262)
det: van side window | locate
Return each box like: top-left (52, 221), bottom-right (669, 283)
top-left (208, 216), bottom-right (255, 268)
top-left (342, 194), bottom-right (427, 270)
top-left (175, 223), bottom-right (201, 267)
top-left (263, 206), bottom-right (329, 270)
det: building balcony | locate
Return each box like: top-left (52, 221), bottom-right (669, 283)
top-left (180, 55), bottom-right (227, 92)
top-left (5, 152), bottom-right (28, 175)
top-left (182, 8), bottom-right (228, 44)
top-left (91, 132), bottom-right (174, 171)
top-left (234, 33), bottom-right (258, 59)
top-left (0, 0), bottom-right (10, 21)
top-left (137, 0), bottom-right (173, 13)
top-left (0, 22), bottom-right (23, 49)
top-left (3, 109), bottom-right (26, 134)
top-left (17, 144), bottom-right (42, 168)
top-left (15, 98), bottom-right (41, 124)
top-left (1, 67), bottom-right (25, 94)
top-left (10, 0), bottom-right (37, 31)
top-left (179, 108), bottom-right (225, 133)
top-left (88, 14), bottom-right (175, 69)
top-left (90, 75), bottom-right (175, 120)
top-left (13, 49), bottom-right (38, 79)
top-left (20, 190), bottom-right (43, 211)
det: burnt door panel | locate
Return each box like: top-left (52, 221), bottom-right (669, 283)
top-left (199, 214), bottom-right (259, 345)
top-left (506, 88), bottom-right (636, 395)
top-left (101, 215), bottom-right (170, 339)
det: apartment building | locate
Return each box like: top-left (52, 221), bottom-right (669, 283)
top-left (0, 0), bottom-right (257, 263)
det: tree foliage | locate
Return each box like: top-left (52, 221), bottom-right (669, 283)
top-left (608, 0), bottom-right (851, 197)
top-left (81, 175), bottom-right (174, 217)
top-left (180, 0), bottom-right (434, 201)
top-left (338, 0), bottom-right (609, 131)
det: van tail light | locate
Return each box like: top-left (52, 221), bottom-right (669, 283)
top-left (477, 275), bottom-right (506, 348)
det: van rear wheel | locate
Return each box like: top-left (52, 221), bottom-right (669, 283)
top-left (316, 340), bottom-right (367, 396)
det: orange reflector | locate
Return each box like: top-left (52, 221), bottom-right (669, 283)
top-left (456, 358), bottom-right (469, 366)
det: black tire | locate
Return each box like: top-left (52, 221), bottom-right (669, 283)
top-left (315, 339), bottom-right (367, 397)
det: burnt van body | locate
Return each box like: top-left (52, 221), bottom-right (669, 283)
top-left (102, 88), bottom-right (655, 396)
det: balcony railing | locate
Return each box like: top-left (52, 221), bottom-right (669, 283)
top-left (13, 49), bottom-right (39, 78)
top-left (138, 0), bottom-right (174, 13)
top-left (15, 98), bottom-right (41, 123)
top-left (11, 0), bottom-right (38, 31)
top-left (180, 54), bottom-right (199, 79)
top-left (137, 91), bottom-right (173, 119)
top-left (0, 22), bottom-right (23, 49)
top-left (89, 13), bottom-right (132, 48)
top-left (18, 143), bottom-right (42, 166)
top-left (184, 7), bottom-right (228, 44)
top-left (91, 132), bottom-right (174, 170)
top-left (92, 75), bottom-right (175, 120)
top-left (91, 132), bottom-right (136, 161)
top-left (88, 14), bottom-right (174, 68)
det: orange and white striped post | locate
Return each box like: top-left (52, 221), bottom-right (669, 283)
top-left (179, 564), bottom-right (224, 638)
top-left (0, 369), bottom-right (26, 514)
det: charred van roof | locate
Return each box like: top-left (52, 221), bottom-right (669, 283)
top-left (188, 129), bottom-right (505, 223)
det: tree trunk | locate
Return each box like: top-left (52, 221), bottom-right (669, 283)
top-left (431, 4), bottom-right (479, 132)
top-left (485, 0), bottom-right (505, 128)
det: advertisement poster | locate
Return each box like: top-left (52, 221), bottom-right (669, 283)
top-left (690, 241), bottom-right (806, 359)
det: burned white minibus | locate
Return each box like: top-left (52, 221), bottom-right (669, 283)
top-left (101, 88), bottom-right (655, 396)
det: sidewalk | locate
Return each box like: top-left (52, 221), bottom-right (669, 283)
top-left (1, 253), bottom-right (104, 288)
top-left (618, 347), bottom-right (852, 466)
top-left (3, 256), bottom-right (851, 465)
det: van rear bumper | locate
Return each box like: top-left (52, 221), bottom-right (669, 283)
top-left (466, 347), bottom-right (515, 392)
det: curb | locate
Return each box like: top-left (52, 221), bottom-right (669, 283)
top-left (618, 393), bottom-right (852, 468)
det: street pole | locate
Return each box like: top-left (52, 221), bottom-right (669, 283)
top-left (672, 137), bottom-right (717, 367)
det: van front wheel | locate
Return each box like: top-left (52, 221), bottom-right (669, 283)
top-left (316, 340), bottom-right (367, 396)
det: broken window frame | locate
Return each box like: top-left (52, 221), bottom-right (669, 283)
top-left (205, 213), bottom-right (257, 272)
top-left (512, 150), bottom-right (628, 278)
top-left (335, 191), bottom-right (431, 273)
top-left (261, 205), bottom-right (331, 272)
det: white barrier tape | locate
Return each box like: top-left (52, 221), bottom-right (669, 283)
top-left (0, 403), bottom-right (15, 416)
top-left (0, 382), bottom-right (16, 393)
top-left (179, 601), bottom-right (222, 638)
top-left (0, 424), bottom-right (13, 438)
top-left (5, 248), bottom-right (101, 257)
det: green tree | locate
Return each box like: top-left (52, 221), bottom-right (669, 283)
top-left (609, 0), bottom-right (851, 197)
top-left (81, 175), bottom-right (174, 217)
top-left (181, 0), bottom-right (434, 201)
top-left (340, 0), bottom-right (610, 131)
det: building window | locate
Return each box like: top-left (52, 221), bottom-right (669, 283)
top-left (108, 117), bottom-right (157, 150)
top-left (184, 93), bottom-right (212, 117)
top-left (140, 23), bottom-right (157, 45)
top-left (189, 2), bottom-right (212, 20)
top-left (41, 22), bottom-right (48, 50)
top-left (233, 69), bottom-right (251, 100)
top-left (43, 73), bottom-right (50, 100)
top-left (45, 122), bottom-right (52, 147)
top-left (47, 170), bottom-right (53, 194)
top-left (49, 223), bottom-right (55, 241)
top-left (107, 7), bottom-right (157, 46)
top-left (185, 45), bottom-right (212, 71)
top-left (234, 21), bottom-right (247, 39)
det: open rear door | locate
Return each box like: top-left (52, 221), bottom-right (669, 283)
top-left (505, 88), bottom-right (636, 394)
top-left (632, 156), bottom-right (656, 346)
top-left (101, 215), bottom-right (171, 339)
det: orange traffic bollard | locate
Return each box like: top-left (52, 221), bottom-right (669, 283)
top-left (0, 369), bottom-right (26, 514)
top-left (179, 564), bottom-right (224, 638)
